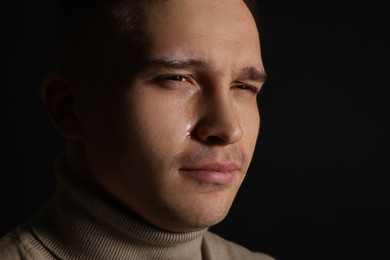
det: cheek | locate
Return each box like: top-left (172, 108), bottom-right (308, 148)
top-left (80, 90), bottom-right (120, 152)
top-left (241, 104), bottom-right (260, 151)
top-left (127, 90), bottom-right (190, 156)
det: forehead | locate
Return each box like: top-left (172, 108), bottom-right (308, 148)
top-left (138, 0), bottom-right (262, 67)
top-left (142, 0), bottom-right (257, 37)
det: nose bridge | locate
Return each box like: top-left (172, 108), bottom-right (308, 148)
top-left (209, 89), bottom-right (236, 126)
top-left (194, 87), bottom-right (243, 144)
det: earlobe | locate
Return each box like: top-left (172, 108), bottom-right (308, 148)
top-left (40, 72), bottom-right (82, 139)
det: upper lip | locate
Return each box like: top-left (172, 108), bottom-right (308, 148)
top-left (180, 162), bottom-right (240, 173)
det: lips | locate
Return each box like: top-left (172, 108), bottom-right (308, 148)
top-left (179, 163), bottom-right (239, 185)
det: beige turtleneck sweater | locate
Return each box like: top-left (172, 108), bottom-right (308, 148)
top-left (0, 155), bottom-right (274, 260)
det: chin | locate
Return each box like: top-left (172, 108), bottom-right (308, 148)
top-left (167, 211), bottom-right (229, 233)
top-left (164, 197), bottom-right (234, 232)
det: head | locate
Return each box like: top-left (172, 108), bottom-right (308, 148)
top-left (41, 0), bottom-right (266, 232)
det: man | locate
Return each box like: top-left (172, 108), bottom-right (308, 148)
top-left (1, 0), bottom-right (274, 259)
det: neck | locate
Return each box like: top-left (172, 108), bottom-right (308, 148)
top-left (28, 153), bottom-right (207, 259)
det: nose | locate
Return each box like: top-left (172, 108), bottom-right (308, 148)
top-left (192, 91), bottom-right (243, 145)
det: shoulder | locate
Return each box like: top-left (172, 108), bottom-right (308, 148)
top-left (0, 228), bottom-right (26, 260)
top-left (202, 231), bottom-right (275, 260)
top-left (0, 226), bottom-right (47, 260)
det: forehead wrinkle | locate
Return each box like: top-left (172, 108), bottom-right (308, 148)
top-left (189, 31), bottom-right (257, 45)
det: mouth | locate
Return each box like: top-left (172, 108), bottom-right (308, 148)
top-left (179, 163), bottom-right (239, 185)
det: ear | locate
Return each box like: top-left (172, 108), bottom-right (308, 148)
top-left (40, 72), bottom-right (82, 139)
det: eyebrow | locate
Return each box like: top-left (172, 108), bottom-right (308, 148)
top-left (144, 57), bottom-right (212, 70)
top-left (143, 57), bottom-right (267, 83)
top-left (237, 66), bottom-right (267, 84)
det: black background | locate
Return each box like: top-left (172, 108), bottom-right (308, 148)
top-left (4, 1), bottom-right (389, 260)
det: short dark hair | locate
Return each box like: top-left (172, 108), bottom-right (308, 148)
top-left (55, 0), bottom-right (142, 82)
top-left (55, 0), bottom-right (258, 83)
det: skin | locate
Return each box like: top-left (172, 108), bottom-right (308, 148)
top-left (41, 0), bottom-right (265, 233)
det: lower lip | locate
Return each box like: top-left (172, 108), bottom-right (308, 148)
top-left (179, 169), bottom-right (236, 185)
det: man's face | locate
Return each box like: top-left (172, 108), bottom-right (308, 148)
top-left (79, 0), bottom-right (265, 232)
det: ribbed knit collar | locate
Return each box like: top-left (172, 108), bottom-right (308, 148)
top-left (28, 154), bottom-right (207, 259)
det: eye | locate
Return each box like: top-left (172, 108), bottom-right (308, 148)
top-left (159, 75), bottom-right (191, 83)
top-left (236, 85), bottom-right (251, 90)
top-left (166, 75), bottom-right (187, 82)
top-left (234, 84), bottom-right (259, 94)
top-left (154, 74), bottom-right (194, 90)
